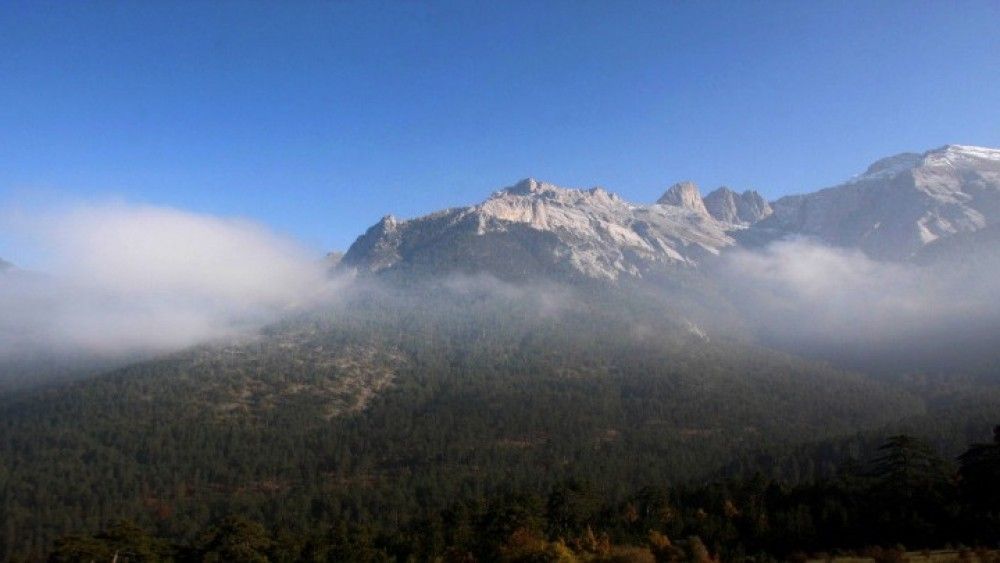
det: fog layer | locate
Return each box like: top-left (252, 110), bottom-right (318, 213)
top-left (0, 203), bottom-right (335, 357)
top-left (717, 237), bottom-right (1000, 358)
top-left (4, 201), bottom-right (999, 377)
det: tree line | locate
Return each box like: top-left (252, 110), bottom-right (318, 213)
top-left (40, 427), bottom-right (1000, 562)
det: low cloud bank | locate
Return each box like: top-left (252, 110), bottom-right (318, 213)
top-left (440, 272), bottom-right (572, 316)
top-left (5, 202), bottom-right (999, 375)
top-left (718, 238), bottom-right (1000, 352)
top-left (0, 203), bottom-right (340, 357)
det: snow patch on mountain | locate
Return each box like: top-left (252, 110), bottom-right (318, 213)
top-left (757, 144), bottom-right (1000, 260)
top-left (922, 144), bottom-right (1000, 167)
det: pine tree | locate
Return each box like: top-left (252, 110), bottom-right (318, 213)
top-left (957, 425), bottom-right (1000, 543)
top-left (869, 435), bottom-right (956, 546)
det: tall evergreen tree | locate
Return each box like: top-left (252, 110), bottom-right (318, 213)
top-left (869, 435), bottom-right (956, 546)
top-left (958, 425), bottom-right (1000, 544)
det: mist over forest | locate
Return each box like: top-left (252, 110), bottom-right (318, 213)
top-left (5, 198), bottom-right (1000, 385)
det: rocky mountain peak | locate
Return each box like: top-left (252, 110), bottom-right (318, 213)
top-left (342, 178), bottom-right (734, 281)
top-left (849, 145), bottom-right (1000, 185)
top-left (760, 144), bottom-right (1000, 260)
top-left (703, 187), bottom-right (773, 226)
top-left (340, 215), bottom-right (405, 272)
top-left (658, 181), bottom-right (709, 216)
top-left (855, 153), bottom-right (923, 182)
top-left (501, 178), bottom-right (557, 197)
top-left (921, 144), bottom-right (1000, 168)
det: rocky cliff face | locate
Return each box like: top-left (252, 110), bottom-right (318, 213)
top-left (341, 178), bottom-right (735, 281)
top-left (703, 187), bottom-right (773, 226)
top-left (657, 181), bottom-right (710, 216)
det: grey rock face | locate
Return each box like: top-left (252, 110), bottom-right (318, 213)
top-left (703, 187), bottom-right (773, 226)
top-left (342, 215), bottom-right (407, 272)
top-left (657, 181), bottom-right (710, 216)
top-left (342, 178), bottom-right (734, 281)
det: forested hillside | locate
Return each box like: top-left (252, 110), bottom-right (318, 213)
top-left (37, 429), bottom-right (1000, 561)
top-left (3, 282), bottom-right (978, 560)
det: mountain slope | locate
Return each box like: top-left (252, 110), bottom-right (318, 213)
top-left (750, 145), bottom-right (1000, 259)
top-left (0, 285), bottom-right (931, 559)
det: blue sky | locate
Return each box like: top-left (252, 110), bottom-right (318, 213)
top-left (2, 1), bottom-right (999, 261)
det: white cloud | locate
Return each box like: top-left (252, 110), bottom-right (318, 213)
top-left (0, 202), bottom-right (340, 356)
top-left (719, 237), bottom-right (999, 347)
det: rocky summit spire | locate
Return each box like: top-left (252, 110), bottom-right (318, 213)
top-left (657, 181), bottom-right (709, 216)
top-left (703, 187), bottom-right (773, 226)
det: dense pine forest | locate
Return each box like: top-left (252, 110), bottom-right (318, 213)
top-left (37, 429), bottom-right (1000, 561)
top-left (2, 285), bottom-right (1000, 561)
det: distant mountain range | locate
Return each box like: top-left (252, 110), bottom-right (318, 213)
top-left (341, 144), bottom-right (1000, 280)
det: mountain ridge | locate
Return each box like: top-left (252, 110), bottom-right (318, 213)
top-left (342, 144), bottom-right (1000, 280)
top-left (341, 177), bottom-right (736, 281)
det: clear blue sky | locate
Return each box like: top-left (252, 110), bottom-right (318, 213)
top-left (2, 1), bottom-right (999, 258)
